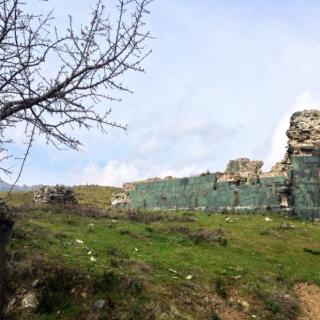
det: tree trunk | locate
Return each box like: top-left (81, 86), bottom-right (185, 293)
top-left (0, 202), bottom-right (13, 319)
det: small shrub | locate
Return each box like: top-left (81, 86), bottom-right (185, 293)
top-left (106, 246), bottom-right (129, 259)
top-left (213, 277), bottom-right (228, 300)
top-left (69, 204), bottom-right (104, 218)
top-left (127, 210), bottom-right (167, 224)
top-left (118, 229), bottom-right (142, 239)
top-left (110, 258), bottom-right (119, 268)
top-left (218, 238), bottom-right (228, 247)
top-left (256, 290), bottom-right (300, 320)
top-left (145, 226), bottom-right (154, 233)
top-left (191, 228), bottom-right (227, 246)
top-left (37, 267), bottom-right (81, 314)
top-left (303, 247), bottom-right (320, 255)
top-left (209, 312), bottom-right (221, 320)
top-left (119, 229), bottom-right (130, 235)
top-left (125, 277), bottom-right (144, 294)
top-left (95, 271), bottom-right (120, 292)
top-left (94, 272), bottom-right (144, 297)
top-left (167, 225), bottom-right (191, 235)
top-left (170, 215), bottom-right (197, 222)
top-left (54, 232), bottom-right (68, 240)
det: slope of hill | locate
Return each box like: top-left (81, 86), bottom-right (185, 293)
top-left (4, 195), bottom-right (320, 319)
top-left (0, 180), bottom-right (42, 192)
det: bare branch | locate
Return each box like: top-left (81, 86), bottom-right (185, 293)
top-left (0, 0), bottom-right (152, 184)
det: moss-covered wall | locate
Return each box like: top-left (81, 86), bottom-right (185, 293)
top-left (290, 154), bottom-right (320, 219)
top-left (127, 154), bottom-right (320, 219)
top-left (128, 174), bottom-right (288, 212)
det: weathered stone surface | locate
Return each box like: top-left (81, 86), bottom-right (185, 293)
top-left (264, 109), bottom-right (320, 178)
top-left (218, 158), bottom-right (263, 184)
top-left (21, 293), bottom-right (38, 309)
top-left (111, 192), bottom-right (130, 209)
top-left (123, 109), bottom-right (320, 219)
top-left (287, 109), bottom-right (320, 154)
top-left (262, 158), bottom-right (289, 178)
top-left (34, 185), bottom-right (77, 205)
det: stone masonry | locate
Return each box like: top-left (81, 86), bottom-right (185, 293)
top-left (34, 185), bottom-right (77, 205)
top-left (116, 109), bottom-right (320, 219)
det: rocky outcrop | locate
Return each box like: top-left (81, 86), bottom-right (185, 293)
top-left (218, 158), bottom-right (263, 184)
top-left (287, 109), bottom-right (320, 154)
top-left (111, 192), bottom-right (130, 209)
top-left (262, 155), bottom-right (290, 178)
top-left (264, 109), bottom-right (320, 177)
top-left (34, 185), bottom-right (77, 205)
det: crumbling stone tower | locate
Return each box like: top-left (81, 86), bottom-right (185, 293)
top-left (285, 110), bottom-right (320, 219)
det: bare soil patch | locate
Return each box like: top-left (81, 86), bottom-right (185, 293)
top-left (295, 283), bottom-right (320, 320)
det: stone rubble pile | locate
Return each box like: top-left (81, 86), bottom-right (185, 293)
top-left (218, 158), bottom-right (263, 184)
top-left (111, 192), bottom-right (130, 209)
top-left (34, 185), bottom-right (77, 205)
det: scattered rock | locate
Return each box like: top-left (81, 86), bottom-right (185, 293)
top-left (32, 279), bottom-right (40, 288)
top-left (111, 192), bottom-right (130, 208)
top-left (169, 268), bottom-right (178, 274)
top-left (21, 293), bottom-right (38, 309)
top-left (237, 299), bottom-right (250, 311)
top-left (6, 298), bottom-right (16, 312)
top-left (92, 299), bottom-right (106, 310)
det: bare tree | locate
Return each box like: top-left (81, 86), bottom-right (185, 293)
top-left (0, 0), bottom-right (152, 315)
top-left (0, 0), bottom-right (152, 182)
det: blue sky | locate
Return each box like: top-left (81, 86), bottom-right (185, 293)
top-left (6, 0), bottom-right (320, 186)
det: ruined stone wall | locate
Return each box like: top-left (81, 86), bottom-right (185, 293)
top-left (34, 185), bottom-right (77, 205)
top-left (122, 109), bottom-right (320, 219)
top-left (290, 149), bottom-right (320, 220)
top-left (127, 173), bottom-right (289, 212)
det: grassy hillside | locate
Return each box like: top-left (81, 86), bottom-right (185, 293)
top-left (0, 185), bottom-right (121, 209)
top-left (73, 185), bottom-right (122, 208)
top-left (5, 203), bottom-right (320, 319)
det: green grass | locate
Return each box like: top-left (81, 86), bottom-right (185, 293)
top-left (0, 184), bottom-right (121, 209)
top-left (73, 185), bottom-right (122, 208)
top-left (0, 191), bottom-right (34, 207)
top-left (6, 206), bottom-right (320, 319)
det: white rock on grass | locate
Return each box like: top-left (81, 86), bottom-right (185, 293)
top-left (169, 268), bottom-right (178, 274)
top-left (21, 293), bottom-right (38, 309)
top-left (92, 299), bottom-right (106, 310)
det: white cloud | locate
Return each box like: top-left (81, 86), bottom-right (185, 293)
top-left (77, 159), bottom-right (206, 187)
top-left (78, 161), bottom-right (140, 187)
top-left (264, 90), bottom-right (320, 170)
